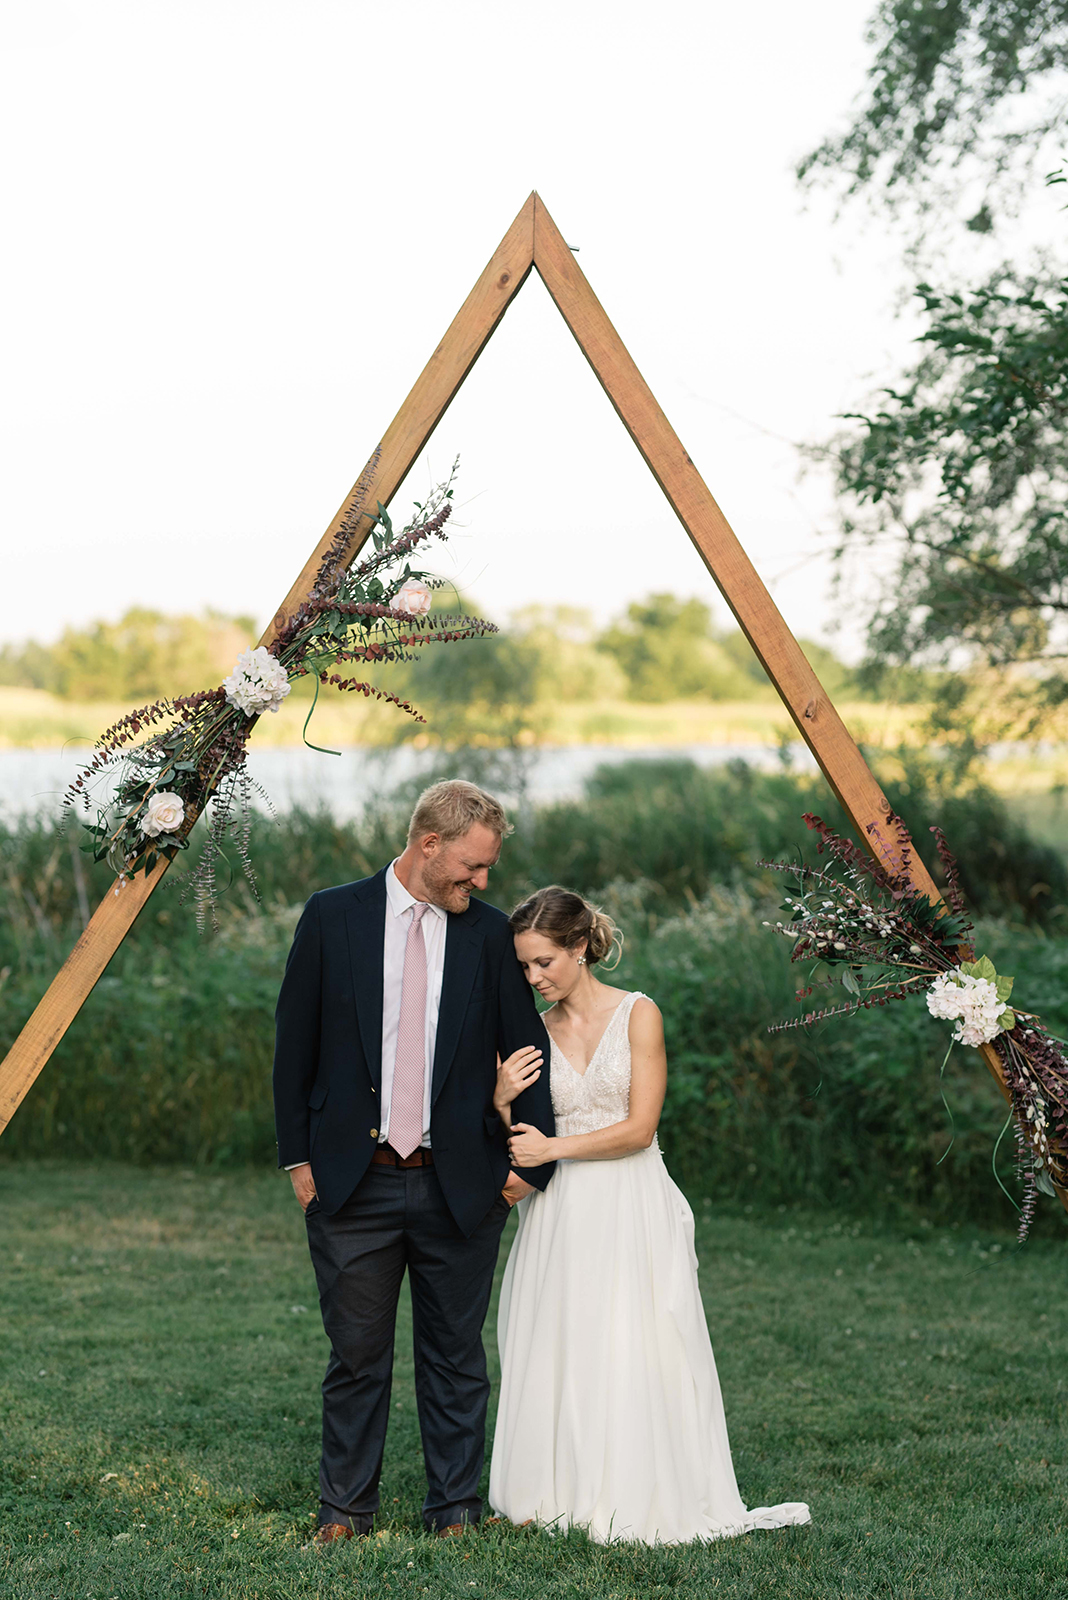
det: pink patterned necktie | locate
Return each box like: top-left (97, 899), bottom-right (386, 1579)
top-left (389, 900), bottom-right (429, 1159)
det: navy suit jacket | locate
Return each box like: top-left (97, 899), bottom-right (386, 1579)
top-left (272, 868), bottom-right (556, 1236)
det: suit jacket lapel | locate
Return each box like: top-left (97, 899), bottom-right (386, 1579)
top-left (432, 912), bottom-right (484, 1106)
top-left (345, 870), bottom-right (387, 1091)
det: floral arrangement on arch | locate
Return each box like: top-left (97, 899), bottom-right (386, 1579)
top-left (762, 813), bottom-right (1068, 1239)
top-left (65, 459), bottom-right (492, 926)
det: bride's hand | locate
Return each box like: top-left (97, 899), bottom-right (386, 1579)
top-left (494, 1046), bottom-right (543, 1112)
top-left (508, 1122), bottom-right (555, 1167)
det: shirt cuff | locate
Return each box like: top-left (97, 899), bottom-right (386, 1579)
top-left (284, 1162), bottom-right (310, 1171)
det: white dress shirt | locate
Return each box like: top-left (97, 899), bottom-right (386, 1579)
top-left (379, 859), bottom-right (447, 1149)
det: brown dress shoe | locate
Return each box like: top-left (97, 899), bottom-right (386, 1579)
top-left (436, 1522), bottom-right (470, 1538)
top-left (310, 1522), bottom-right (357, 1548)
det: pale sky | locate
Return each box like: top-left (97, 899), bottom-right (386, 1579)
top-left (2, 1), bottom-right (1055, 659)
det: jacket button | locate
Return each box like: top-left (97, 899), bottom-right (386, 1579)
top-left (370, 1128), bottom-right (379, 1139)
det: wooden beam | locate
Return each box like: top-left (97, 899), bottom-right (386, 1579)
top-left (264, 194), bottom-right (537, 645)
top-left (4, 189), bottom-right (1056, 1212)
top-left (530, 193), bottom-right (1021, 1127)
top-left (0, 195), bottom-right (537, 1137)
top-left (0, 859), bottom-right (169, 1136)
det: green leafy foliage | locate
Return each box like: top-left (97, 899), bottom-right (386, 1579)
top-left (804, 7), bottom-right (1068, 747)
top-left (389, 591), bottom-right (552, 749)
top-left (367, 590), bottom-right (866, 719)
top-left (956, 955), bottom-right (1017, 1028)
top-left (3, 761), bottom-right (1066, 1228)
top-left (798, 0), bottom-right (1068, 223)
top-left (595, 594), bottom-right (760, 702)
top-left (507, 756), bottom-right (1068, 925)
top-left (0, 609), bottom-right (257, 701)
top-left (822, 267), bottom-right (1068, 741)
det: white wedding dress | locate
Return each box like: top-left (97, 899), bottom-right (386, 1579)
top-left (490, 991), bottom-right (810, 1545)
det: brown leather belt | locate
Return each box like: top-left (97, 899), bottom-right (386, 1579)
top-left (371, 1145), bottom-right (434, 1169)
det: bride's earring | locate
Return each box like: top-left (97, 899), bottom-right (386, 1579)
top-left (576, 955), bottom-right (586, 965)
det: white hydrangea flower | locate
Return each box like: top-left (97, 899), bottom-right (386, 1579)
top-left (926, 970), bottom-right (1006, 1047)
top-left (926, 974), bottom-right (964, 1021)
top-left (222, 646), bottom-right (292, 717)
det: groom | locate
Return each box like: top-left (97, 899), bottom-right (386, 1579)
top-left (273, 779), bottom-right (555, 1542)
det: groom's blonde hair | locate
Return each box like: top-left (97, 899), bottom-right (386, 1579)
top-left (407, 779), bottom-right (513, 846)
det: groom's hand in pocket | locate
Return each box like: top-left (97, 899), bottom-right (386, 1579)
top-left (502, 1172), bottom-right (534, 1207)
top-left (289, 1163), bottom-right (317, 1211)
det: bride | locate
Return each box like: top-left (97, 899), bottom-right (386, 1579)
top-left (489, 885), bottom-right (810, 1545)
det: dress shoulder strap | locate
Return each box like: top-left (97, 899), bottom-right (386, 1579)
top-left (617, 990), bottom-right (648, 1022)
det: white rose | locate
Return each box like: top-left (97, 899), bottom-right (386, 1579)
top-left (393, 579), bottom-right (433, 617)
top-left (139, 791), bottom-right (185, 838)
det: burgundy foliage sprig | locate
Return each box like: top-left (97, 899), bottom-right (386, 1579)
top-left (64, 461), bottom-right (493, 928)
top-left (762, 812), bottom-right (1068, 1237)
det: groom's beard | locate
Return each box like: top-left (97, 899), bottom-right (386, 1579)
top-left (422, 856), bottom-right (474, 914)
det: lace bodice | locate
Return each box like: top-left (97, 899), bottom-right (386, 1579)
top-left (548, 990), bottom-right (651, 1140)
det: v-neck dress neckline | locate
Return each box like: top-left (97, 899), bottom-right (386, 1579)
top-left (546, 994), bottom-right (629, 1079)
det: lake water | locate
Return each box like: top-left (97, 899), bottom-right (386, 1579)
top-left (0, 741), bottom-right (817, 821)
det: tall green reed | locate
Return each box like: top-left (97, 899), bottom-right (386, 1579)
top-left (1, 759), bottom-right (1064, 1229)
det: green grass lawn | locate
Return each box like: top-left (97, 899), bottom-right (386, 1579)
top-left (1, 1164), bottom-right (1065, 1599)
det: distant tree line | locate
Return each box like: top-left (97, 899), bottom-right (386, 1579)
top-left (0, 595), bottom-right (870, 714)
top-left (0, 608), bottom-right (258, 703)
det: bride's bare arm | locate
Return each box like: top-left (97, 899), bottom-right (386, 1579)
top-left (493, 1045), bottom-right (544, 1131)
top-left (508, 999), bottom-right (667, 1165)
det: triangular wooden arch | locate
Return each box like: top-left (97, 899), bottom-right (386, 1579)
top-left (0, 191), bottom-right (1018, 1149)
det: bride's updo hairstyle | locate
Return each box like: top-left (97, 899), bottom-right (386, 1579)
top-left (509, 885), bottom-right (623, 970)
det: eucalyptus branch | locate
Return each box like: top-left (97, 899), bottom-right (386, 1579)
top-left (763, 812), bottom-right (1068, 1237)
top-left (63, 467), bottom-right (489, 926)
